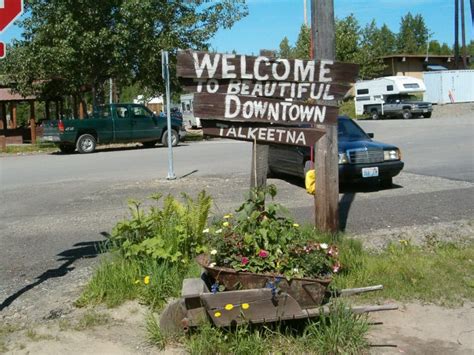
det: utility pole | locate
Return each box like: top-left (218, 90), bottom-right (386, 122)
top-left (162, 50), bottom-right (177, 180)
top-left (461, 0), bottom-right (467, 68)
top-left (311, 0), bottom-right (339, 233)
top-left (455, 0), bottom-right (460, 69)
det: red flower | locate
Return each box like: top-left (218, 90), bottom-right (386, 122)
top-left (258, 250), bottom-right (269, 258)
top-left (241, 256), bottom-right (249, 265)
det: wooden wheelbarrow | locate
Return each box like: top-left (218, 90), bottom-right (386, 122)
top-left (159, 277), bottom-right (398, 334)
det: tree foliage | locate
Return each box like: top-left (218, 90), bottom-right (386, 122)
top-left (397, 12), bottom-right (430, 54)
top-left (2, 0), bottom-right (248, 104)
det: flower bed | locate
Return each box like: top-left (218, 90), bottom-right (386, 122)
top-left (202, 185), bottom-right (341, 306)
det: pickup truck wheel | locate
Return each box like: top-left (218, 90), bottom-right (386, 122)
top-left (76, 134), bottom-right (97, 154)
top-left (423, 112), bottom-right (432, 118)
top-left (59, 144), bottom-right (75, 154)
top-left (402, 109), bottom-right (412, 120)
top-left (162, 130), bottom-right (179, 147)
top-left (370, 110), bottom-right (380, 120)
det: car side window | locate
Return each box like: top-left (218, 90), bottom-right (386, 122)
top-left (131, 106), bottom-right (153, 119)
top-left (115, 107), bottom-right (129, 119)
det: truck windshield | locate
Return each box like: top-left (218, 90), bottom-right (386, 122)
top-left (338, 119), bottom-right (369, 141)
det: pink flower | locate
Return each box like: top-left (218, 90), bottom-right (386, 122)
top-left (258, 250), bottom-right (269, 258)
top-left (241, 256), bottom-right (249, 266)
top-left (332, 262), bottom-right (342, 273)
top-left (327, 246), bottom-right (339, 257)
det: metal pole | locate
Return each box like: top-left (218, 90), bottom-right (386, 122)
top-left (109, 78), bottom-right (113, 104)
top-left (455, 0), bottom-right (460, 69)
top-left (162, 50), bottom-right (176, 180)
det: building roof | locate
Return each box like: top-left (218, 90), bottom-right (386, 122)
top-left (0, 88), bottom-right (37, 102)
top-left (381, 54), bottom-right (455, 59)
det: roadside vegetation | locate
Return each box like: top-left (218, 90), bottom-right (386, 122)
top-left (77, 188), bottom-right (473, 354)
top-left (1, 143), bottom-right (58, 154)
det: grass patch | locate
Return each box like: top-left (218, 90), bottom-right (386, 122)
top-left (185, 302), bottom-right (369, 355)
top-left (333, 238), bottom-right (474, 306)
top-left (185, 131), bottom-right (204, 142)
top-left (2, 143), bottom-right (58, 154)
top-left (339, 100), bottom-right (358, 119)
top-left (74, 310), bottom-right (111, 331)
top-left (146, 313), bottom-right (167, 350)
top-left (76, 255), bottom-right (200, 309)
top-left (25, 329), bottom-right (56, 342)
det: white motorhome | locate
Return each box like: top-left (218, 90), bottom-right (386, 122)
top-left (355, 76), bottom-right (432, 119)
top-left (180, 94), bottom-right (201, 128)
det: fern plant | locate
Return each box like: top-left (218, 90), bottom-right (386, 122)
top-left (109, 191), bottom-right (212, 264)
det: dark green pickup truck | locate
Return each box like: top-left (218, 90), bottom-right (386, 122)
top-left (41, 103), bottom-right (186, 154)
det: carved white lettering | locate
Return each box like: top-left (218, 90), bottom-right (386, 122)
top-left (319, 60), bottom-right (333, 83)
top-left (193, 53), bottom-right (220, 78)
top-left (222, 54), bottom-right (237, 79)
top-left (225, 95), bottom-right (241, 118)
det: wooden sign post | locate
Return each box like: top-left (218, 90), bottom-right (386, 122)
top-left (312, 0), bottom-right (339, 233)
top-left (177, 45), bottom-right (358, 227)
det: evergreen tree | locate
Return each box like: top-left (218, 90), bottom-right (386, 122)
top-left (356, 20), bottom-right (386, 79)
top-left (379, 24), bottom-right (397, 55)
top-left (279, 37), bottom-right (293, 59)
top-left (335, 14), bottom-right (360, 62)
top-left (293, 24), bottom-right (311, 60)
top-left (397, 12), bottom-right (430, 54)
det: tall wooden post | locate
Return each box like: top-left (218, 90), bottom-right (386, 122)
top-left (0, 103), bottom-right (6, 151)
top-left (30, 101), bottom-right (37, 144)
top-left (455, 0), bottom-right (460, 69)
top-left (311, 0), bottom-right (339, 232)
top-left (10, 102), bottom-right (17, 129)
top-left (249, 50), bottom-right (275, 190)
top-left (461, 0), bottom-right (468, 68)
top-left (45, 100), bottom-right (51, 120)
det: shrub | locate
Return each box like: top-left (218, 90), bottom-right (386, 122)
top-left (109, 191), bottom-right (212, 264)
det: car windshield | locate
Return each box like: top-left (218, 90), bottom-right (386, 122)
top-left (338, 119), bottom-right (369, 141)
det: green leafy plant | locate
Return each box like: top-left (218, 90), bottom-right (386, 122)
top-left (109, 191), bottom-right (212, 264)
top-left (207, 185), bottom-right (340, 279)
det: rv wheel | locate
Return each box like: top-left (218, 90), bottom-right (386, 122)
top-left (402, 109), bottom-right (412, 120)
top-left (371, 110), bottom-right (379, 120)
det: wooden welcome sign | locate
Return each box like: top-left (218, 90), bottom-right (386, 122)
top-left (176, 50), bottom-right (357, 146)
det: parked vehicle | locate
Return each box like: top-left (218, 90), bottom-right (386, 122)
top-left (40, 103), bottom-right (186, 154)
top-left (180, 93), bottom-right (202, 129)
top-left (268, 117), bottom-right (404, 186)
top-left (355, 76), bottom-right (433, 119)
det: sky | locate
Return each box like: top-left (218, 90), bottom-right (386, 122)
top-left (1, 0), bottom-right (473, 55)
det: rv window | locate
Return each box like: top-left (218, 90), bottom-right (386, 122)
top-left (357, 89), bottom-right (369, 95)
top-left (356, 96), bottom-right (370, 101)
top-left (403, 83), bottom-right (420, 89)
top-left (387, 85), bottom-right (394, 91)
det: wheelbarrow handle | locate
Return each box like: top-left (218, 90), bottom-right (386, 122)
top-left (337, 285), bottom-right (384, 297)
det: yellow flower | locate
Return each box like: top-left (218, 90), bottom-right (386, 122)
top-left (144, 276), bottom-right (150, 285)
top-left (293, 223), bottom-right (300, 228)
top-left (214, 312), bottom-right (222, 318)
top-left (134, 280), bottom-right (140, 285)
top-left (223, 222), bottom-right (230, 227)
top-left (224, 214), bottom-right (232, 219)
top-left (241, 303), bottom-right (250, 310)
top-left (225, 304), bottom-right (234, 311)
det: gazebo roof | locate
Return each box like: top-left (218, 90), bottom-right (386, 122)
top-left (0, 88), bottom-right (37, 102)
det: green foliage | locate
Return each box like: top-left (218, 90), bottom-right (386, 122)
top-left (293, 25), bottom-right (311, 60)
top-left (109, 191), bottom-right (212, 263)
top-left (335, 14), bottom-right (360, 63)
top-left (146, 313), bottom-right (166, 350)
top-left (397, 12), bottom-right (430, 54)
top-left (279, 37), bottom-right (293, 59)
top-left (333, 239), bottom-right (474, 306)
top-left (208, 185), bottom-right (340, 279)
top-left (77, 255), bottom-right (201, 309)
top-left (4, 1), bottom-right (248, 102)
top-left (185, 304), bottom-right (369, 355)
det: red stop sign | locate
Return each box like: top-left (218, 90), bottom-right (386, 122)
top-left (0, 0), bottom-right (24, 32)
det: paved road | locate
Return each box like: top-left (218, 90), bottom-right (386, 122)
top-left (1, 114), bottom-right (473, 307)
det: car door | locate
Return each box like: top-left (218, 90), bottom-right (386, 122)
top-left (130, 105), bottom-right (163, 141)
top-left (113, 105), bottom-right (133, 142)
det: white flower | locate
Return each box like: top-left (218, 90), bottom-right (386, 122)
top-left (209, 262), bottom-right (216, 268)
top-left (320, 243), bottom-right (329, 250)
top-left (210, 249), bottom-right (218, 256)
top-left (203, 228), bottom-right (210, 234)
top-left (216, 229), bottom-right (223, 234)
top-left (293, 268), bottom-right (299, 273)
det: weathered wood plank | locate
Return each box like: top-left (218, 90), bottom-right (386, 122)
top-left (180, 78), bottom-right (351, 101)
top-left (202, 120), bottom-right (326, 147)
top-left (194, 93), bottom-right (338, 126)
top-left (177, 50), bottom-right (359, 84)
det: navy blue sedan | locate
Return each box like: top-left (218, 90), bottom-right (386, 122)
top-left (268, 117), bottom-right (404, 187)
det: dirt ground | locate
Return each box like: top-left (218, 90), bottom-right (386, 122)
top-left (1, 229), bottom-right (473, 355)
